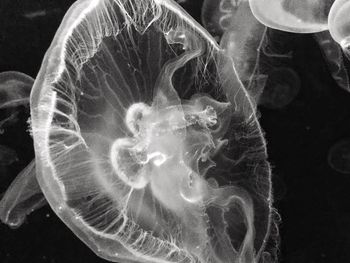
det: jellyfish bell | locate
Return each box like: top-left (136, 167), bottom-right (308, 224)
top-left (27, 0), bottom-right (276, 262)
top-left (328, 0), bottom-right (350, 60)
top-left (249, 0), bottom-right (334, 33)
top-left (313, 31), bottom-right (350, 92)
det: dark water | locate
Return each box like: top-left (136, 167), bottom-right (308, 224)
top-left (0, 0), bottom-right (349, 262)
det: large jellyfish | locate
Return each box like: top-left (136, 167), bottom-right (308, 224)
top-left (1, 0), bottom-right (278, 262)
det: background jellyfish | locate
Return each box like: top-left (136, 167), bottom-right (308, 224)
top-left (328, 138), bottom-right (350, 174)
top-left (328, 0), bottom-right (350, 60)
top-left (0, 0), bottom-right (278, 262)
top-left (258, 67), bottom-right (301, 110)
top-left (314, 31), bottom-right (350, 92)
top-left (0, 71), bottom-right (46, 229)
top-left (248, 0), bottom-right (334, 33)
top-left (201, 0), bottom-right (268, 105)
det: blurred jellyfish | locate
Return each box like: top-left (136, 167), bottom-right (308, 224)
top-left (328, 0), bottom-right (350, 60)
top-left (249, 0), bottom-right (334, 33)
top-left (314, 31), bottom-right (350, 92)
top-left (258, 67), bottom-right (301, 109)
top-left (0, 71), bottom-right (44, 227)
top-left (328, 139), bottom-right (350, 174)
top-left (202, 0), bottom-right (269, 107)
top-left (0, 160), bottom-right (46, 228)
top-left (0, 145), bottom-right (18, 165)
top-left (0, 71), bottom-right (33, 131)
top-left (1, 0), bottom-right (278, 262)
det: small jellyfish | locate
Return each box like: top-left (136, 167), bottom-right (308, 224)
top-left (3, 0), bottom-right (278, 263)
top-left (258, 67), bottom-right (301, 109)
top-left (328, 139), bottom-right (350, 174)
top-left (313, 31), bottom-right (350, 92)
top-left (249, 0), bottom-right (334, 33)
top-left (0, 145), bottom-right (18, 165)
top-left (328, 0), bottom-right (350, 60)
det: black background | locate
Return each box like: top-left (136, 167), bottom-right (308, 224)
top-left (0, 0), bottom-right (350, 262)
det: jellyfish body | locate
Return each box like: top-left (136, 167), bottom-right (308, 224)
top-left (328, 139), bottom-right (350, 174)
top-left (202, 0), bottom-right (269, 107)
top-left (0, 71), bottom-right (46, 228)
top-left (0, 0), bottom-right (276, 262)
top-left (328, 0), bottom-right (350, 60)
top-left (258, 67), bottom-right (301, 109)
top-left (314, 31), bottom-right (350, 92)
top-left (248, 0), bottom-right (333, 33)
top-left (0, 71), bottom-right (33, 131)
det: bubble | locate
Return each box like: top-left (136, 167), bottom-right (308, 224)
top-left (328, 0), bottom-right (350, 60)
top-left (259, 67), bottom-right (301, 109)
top-left (0, 160), bottom-right (46, 228)
top-left (328, 139), bottom-right (350, 174)
top-left (1, 0), bottom-right (277, 263)
top-left (249, 0), bottom-right (333, 33)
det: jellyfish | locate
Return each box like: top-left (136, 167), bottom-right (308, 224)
top-left (248, 0), bottom-right (334, 33)
top-left (313, 31), bottom-right (350, 92)
top-left (328, 0), bottom-right (350, 60)
top-left (0, 71), bottom-right (45, 228)
top-left (2, 0), bottom-right (278, 262)
top-left (328, 139), bottom-right (350, 174)
top-left (0, 145), bottom-right (18, 165)
top-left (0, 71), bottom-right (33, 131)
top-left (202, 0), bottom-right (269, 107)
top-left (258, 67), bottom-right (301, 109)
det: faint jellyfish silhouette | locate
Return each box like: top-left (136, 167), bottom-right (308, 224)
top-left (0, 160), bottom-right (46, 228)
top-left (328, 0), bottom-right (350, 60)
top-left (248, 0), bottom-right (334, 33)
top-left (328, 139), bottom-right (350, 174)
top-left (0, 71), bottom-right (45, 228)
top-left (0, 71), bottom-right (33, 132)
top-left (259, 67), bottom-right (301, 109)
top-left (314, 31), bottom-right (350, 92)
top-left (1, 0), bottom-right (277, 262)
top-left (0, 145), bottom-right (18, 165)
top-left (202, 0), bottom-right (269, 107)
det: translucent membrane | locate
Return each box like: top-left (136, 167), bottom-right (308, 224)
top-left (28, 0), bottom-right (276, 262)
top-left (0, 71), bottom-right (33, 131)
top-left (0, 71), bottom-right (45, 227)
top-left (328, 139), bottom-right (350, 174)
top-left (202, 0), bottom-right (268, 106)
top-left (258, 67), bottom-right (300, 109)
top-left (328, 0), bottom-right (350, 59)
top-left (249, 0), bottom-right (333, 33)
top-left (0, 160), bottom-right (46, 228)
top-left (0, 145), bottom-right (18, 165)
top-left (314, 31), bottom-right (350, 92)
